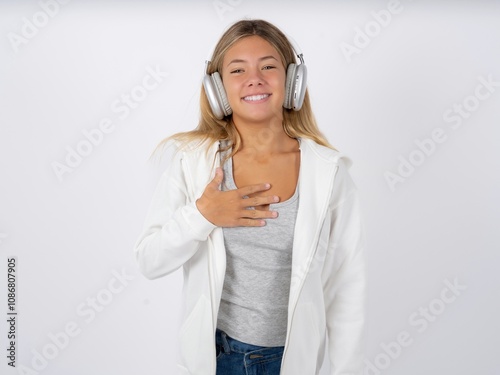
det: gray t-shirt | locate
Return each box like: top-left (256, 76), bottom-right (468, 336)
top-left (216, 140), bottom-right (300, 347)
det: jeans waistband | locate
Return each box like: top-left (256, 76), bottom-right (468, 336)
top-left (216, 328), bottom-right (284, 357)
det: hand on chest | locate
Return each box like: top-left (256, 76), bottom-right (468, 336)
top-left (232, 151), bottom-right (300, 211)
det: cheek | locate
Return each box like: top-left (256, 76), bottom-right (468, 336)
top-left (272, 74), bottom-right (286, 99)
top-left (223, 81), bottom-right (241, 106)
top-left (274, 69), bottom-right (287, 87)
top-left (220, 76), bottom-right (238, 97)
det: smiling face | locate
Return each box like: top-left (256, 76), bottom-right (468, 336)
top-left (221, 35), bottom-right (287, 126)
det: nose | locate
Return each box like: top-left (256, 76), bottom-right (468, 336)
top-left (246, 67), bottom-right (264, 86)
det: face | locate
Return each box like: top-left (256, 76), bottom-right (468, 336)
top-left (221, 35), bottom-right (286, 125)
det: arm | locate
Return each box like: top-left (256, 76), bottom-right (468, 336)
top-left (321, 160), bottom-right (367, 375)
top-left (133, 141), bottom-right (217, 280)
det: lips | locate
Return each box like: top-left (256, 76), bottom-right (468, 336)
top-left (242, 94), bottom-right (271, 101)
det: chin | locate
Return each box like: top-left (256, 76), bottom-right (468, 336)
top-left (239, 112), bottom-right (282, 124)
top-left (234, 105), bottom-right (283, 123)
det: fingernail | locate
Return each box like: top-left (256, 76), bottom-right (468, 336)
top-left (273, 196), bottom-right (279, 202)
top-left (272, 211), bottom-right (278, 217)
top-left (265, 183), bottom-right (271, 188)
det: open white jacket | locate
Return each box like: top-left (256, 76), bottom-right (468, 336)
top-left (134, 137), bottom-right (366, 375)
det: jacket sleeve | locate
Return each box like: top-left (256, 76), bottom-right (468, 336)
top-left (133, 141), bottom-right (217, 280)
top-left (321, 158), bottom-right (367, 375)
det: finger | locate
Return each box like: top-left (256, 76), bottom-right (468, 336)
top-left (237, 218), bottom-right (267, 227)
top-left (238, 208), bottom-right (278, 219)
top-left (241, 195), bottom-right (279, 208)
top-left (239, 182), bottom-right (271, 197)
top-left (210, 167), bottom-right (223, 189)
top-left (259, 195), bottom-right (280, 206)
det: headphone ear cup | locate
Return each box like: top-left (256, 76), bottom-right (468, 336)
top-left (283, 64), bottom-right (297, 110)
top-left (212, 72), bottom-right (232, 117)
top-left (203, 72), bottom-right (232, 120)
top-left (283, 63), bottom-right (307, 111)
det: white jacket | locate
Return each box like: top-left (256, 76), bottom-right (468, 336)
top-left (134, 137), bottom-right (366, 375)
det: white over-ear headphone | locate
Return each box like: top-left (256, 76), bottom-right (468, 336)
top-left (203, 43), bottom-right (307, 120)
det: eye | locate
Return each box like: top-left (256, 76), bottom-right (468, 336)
top-left (262, 65), bottom-right (276, 70)
top-left (230, 68), bottom-right (244, 74)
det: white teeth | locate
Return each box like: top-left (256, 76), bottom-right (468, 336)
top-left (243, 94), bottom-right (269, 101)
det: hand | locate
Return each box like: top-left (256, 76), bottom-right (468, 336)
top-left (195, 167), bottom-right (279, 227)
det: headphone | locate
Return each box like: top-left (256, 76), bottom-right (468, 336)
top-left (203, 44), bottom-right (307, 120)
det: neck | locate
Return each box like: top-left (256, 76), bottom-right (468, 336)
top-left (232, 117), bottom-right (296, 155)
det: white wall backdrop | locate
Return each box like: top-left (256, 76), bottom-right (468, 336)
top-left (1, 1), bottom-right (499, 374)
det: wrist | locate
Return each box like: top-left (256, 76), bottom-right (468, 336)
top-left (195, 197), bottom-right (209, 221)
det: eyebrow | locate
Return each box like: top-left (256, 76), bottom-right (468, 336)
top-left (226, 55), bottom-right (278, 67)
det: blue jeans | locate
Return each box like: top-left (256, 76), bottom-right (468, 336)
top-left (215, 328), bottom-right (284, 375)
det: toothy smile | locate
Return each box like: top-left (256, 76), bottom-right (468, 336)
top-left (242, 94), bottom-right (270, 101)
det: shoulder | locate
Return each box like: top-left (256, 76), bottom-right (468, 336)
top-left (150, 136), bottom-right (219, 175)
top-left (299, 138), bottom-right (353, 170)
top-left (300, 138), bottom-right (358, 204)
top-left (162, 136), bottom-right (219, 158)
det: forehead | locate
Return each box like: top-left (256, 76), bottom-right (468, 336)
top-left (223, 35), bottom-right (280, 62)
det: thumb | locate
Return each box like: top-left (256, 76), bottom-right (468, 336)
top-left (211, 167), bottom-right (223, 188)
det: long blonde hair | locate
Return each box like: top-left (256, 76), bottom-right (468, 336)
top-left (151, 19), bottom-right (335, 164)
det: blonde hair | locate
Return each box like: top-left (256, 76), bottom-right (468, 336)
top-left (151, 19), bottom-right (335, 165)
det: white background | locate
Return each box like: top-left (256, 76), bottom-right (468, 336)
top-left (0, 0), bottom-right (499, 374)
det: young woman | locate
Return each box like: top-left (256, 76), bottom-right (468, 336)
top-left (134, 19), bottom-right (366, 375)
